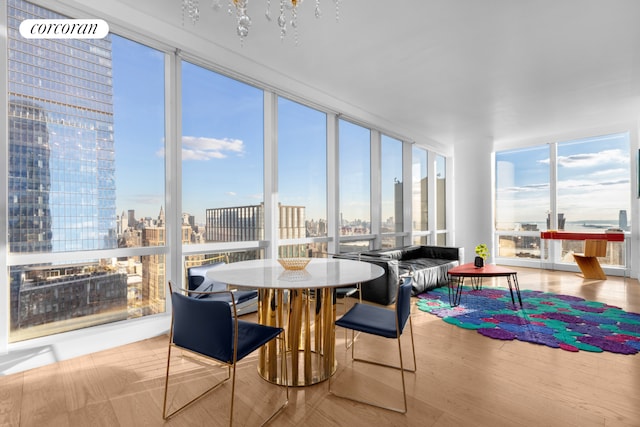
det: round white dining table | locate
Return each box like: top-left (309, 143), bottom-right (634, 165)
top-left (206, 258), bottom-right (384, 386)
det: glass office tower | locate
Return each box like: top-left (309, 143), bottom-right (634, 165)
top-left (8, 0), bottom-right (124, 337)
top-left (8, 0), bottom-right (117, 252)
top-left (8, 100), bottom-right (52, 253)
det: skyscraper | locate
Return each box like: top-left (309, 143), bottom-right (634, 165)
top-left (8, 0), bottom-right (117, 253)
top-left (619, 210), bottom-right (629, 231)
top-left (7, 0), bottom-right (124, 337)
top-left (7, 100), bottom-right (52, 253)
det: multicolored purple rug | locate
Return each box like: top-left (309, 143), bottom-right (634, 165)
top-left (417, 286), bottom-right (640, 354)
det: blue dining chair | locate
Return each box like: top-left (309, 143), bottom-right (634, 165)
top-left (163, 280), bottom-right (289, 425)
top-left (329, 276), bottom-right (416, 413)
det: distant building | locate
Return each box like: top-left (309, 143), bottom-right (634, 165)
top-left (117, 210), bottom-right (129, 235)
top-left (205, 203), bottom-right (308, 257)
top-left (141, 207), bottom-right (191, 314)
top-left (547, 213), bottom-right (566, 230)
top-left (183, 213), bottom-right (196, 228)
top-left (619, 210), bottom-right (629, 230)
top-left (8, 100), bottom-right (52, 254)
top-left (128, 210), bottom-right (136, 228)
top-left (14, 263), bottom-right (127, 333)
top-left (205, 203), bottom-right (306, 242)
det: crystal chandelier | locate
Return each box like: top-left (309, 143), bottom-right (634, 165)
top-left (181, 0), bottom-right (340, 43)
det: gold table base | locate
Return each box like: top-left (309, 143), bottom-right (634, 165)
top-left (258, 287), bottom-right (337, 386)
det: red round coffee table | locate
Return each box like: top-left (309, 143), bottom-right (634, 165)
top-left (447, 263), bottom-right (522, 307)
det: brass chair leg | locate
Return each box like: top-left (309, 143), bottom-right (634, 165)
top-left (260, 333), bottom-right (289, 426)
top-left (342, 283), bottom-right (362, 349)
top-left (163, 344), bottom-right (231, 420)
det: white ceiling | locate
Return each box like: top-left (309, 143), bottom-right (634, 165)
top-left (63, 0), bottom-right (640, 152)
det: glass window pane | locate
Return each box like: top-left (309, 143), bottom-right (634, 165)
top-left (381, 135), bottom-right (403, 235)
top-left (495, 146), bottom-right (551, 229)
top-left (113, 36), bottom-right (165, 248)
top-left (278, 243), bottom-right (328, 258)
top-left (381, 236), bottom-right (404, 249)
top-left (9, 256), bottom-right (162, 342)
top-left (557, 133), bottom-right (630, 232)
top-left (181, 62), bottom-right (264, 243)
top-left (278, 97), bottom-right (327, 245)
top-left (412, 235), bottom-right (430, 246)
top-left (7, 0), bottom-right (166, 341)
top-left (412, 147), bottom-right (428, 231)
top-left (556, 133), bottom-right (630, 268)
top-left (435, 155), bottom-right (447, 230)
top-left (339, 240), bottom-right (372, 253)
top-left (495, 145), bottom-right (549, 259)
top-left (184, 251), bottom-right (264, 275)
top-left (339, 120), bottom-right (370, 237)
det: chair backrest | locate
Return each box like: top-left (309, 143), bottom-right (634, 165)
top-left (171, 290), bottom-right (236, 363)
top-left (396, 276), bottom-right (413, 333)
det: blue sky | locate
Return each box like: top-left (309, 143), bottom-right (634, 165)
top-left (112, 35), bottom-right (165, 219)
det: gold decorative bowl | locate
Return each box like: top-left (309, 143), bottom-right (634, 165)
top-left (278, 258), bottom-right (311, 271)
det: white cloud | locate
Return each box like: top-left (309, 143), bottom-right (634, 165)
top-left (182, 136), bottom-right (244, 161)
top-left (557, 149), bottom-right (628, 168)
top-left (498, 183), bottom-right (548, 194)
top-left (538, 148), bottom-right (628, 169)
top-left (156, 136), bottom-right (245, 160)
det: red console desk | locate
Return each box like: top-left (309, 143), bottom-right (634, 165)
top-left (540, 231), bottom-right (624, 280)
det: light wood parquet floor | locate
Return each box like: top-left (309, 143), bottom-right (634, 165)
top-left (1, 267), bottom-right (639, 426)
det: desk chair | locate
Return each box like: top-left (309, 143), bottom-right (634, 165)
top-left (329, 276), bottom-right (416, 413)
top-left (163, 281), bottom-right (288, 425)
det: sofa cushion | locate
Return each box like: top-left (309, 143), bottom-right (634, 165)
top-left (400, 259), bottom-right (459, 295)
top-left (362, 249), bottom-right (403, 260)
top-left (400, 246), bottom-right (424, 260)
top-left (402, 245), bottom-right (461, 261)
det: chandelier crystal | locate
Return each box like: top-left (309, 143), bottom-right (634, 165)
top-left (181, 0), bottom-right (340, 43)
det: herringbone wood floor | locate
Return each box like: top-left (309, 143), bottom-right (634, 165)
top-left (2, 267), bottom-right (639, 426)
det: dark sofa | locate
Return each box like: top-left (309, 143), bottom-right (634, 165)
top-left (335, 245), bottom-right (463, 305)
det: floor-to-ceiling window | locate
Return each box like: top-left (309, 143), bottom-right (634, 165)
top-left (495, 145), bottom-right (550, 260)
top-left (6, 0), bottom-right (166, 341)
top-left (495, 132), bottom-right (631, 272)
top-left (180, 60), bottom-right (265, 265)
top-left (338, 120), bottom-right (372, 252)
top-left (555, 133), bottom-right (630, 267)
top-left (412, 146), bottom-right (429, 245)
top-left (277, 97), bottom-right (327, 257)
top-left (380, 134), bottom-right (404, 248)
top-left (435, 154), bottom-right (448, 245)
